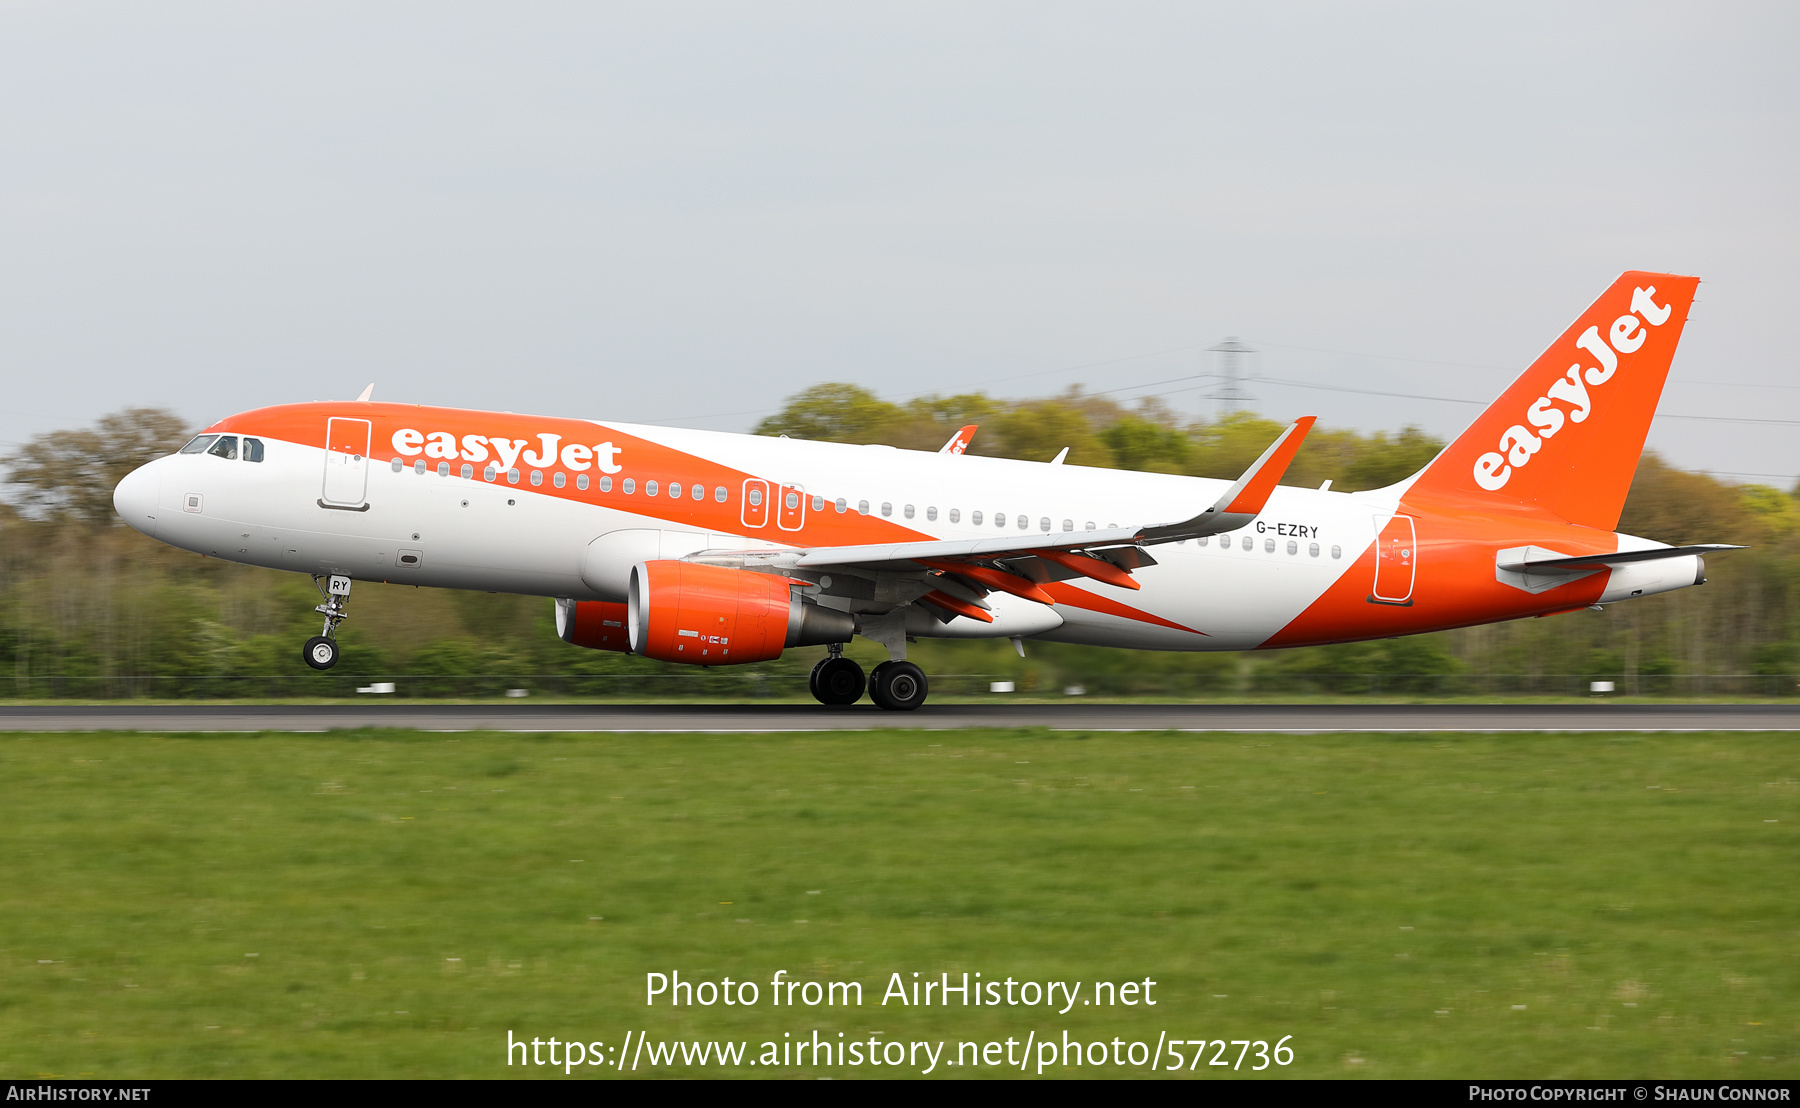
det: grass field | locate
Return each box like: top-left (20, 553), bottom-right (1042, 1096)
top-left (0, 728), bottom-right (1794, 1079)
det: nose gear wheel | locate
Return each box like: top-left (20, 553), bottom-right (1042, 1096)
top-left (303, 574), bottom-right (353, 670)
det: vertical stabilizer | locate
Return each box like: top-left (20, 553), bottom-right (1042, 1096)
top-left (1408, 271), bottom-right (1698, 531)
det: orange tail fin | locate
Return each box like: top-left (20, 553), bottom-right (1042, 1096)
top-left (1408, 271), bottom-right (1698, 531)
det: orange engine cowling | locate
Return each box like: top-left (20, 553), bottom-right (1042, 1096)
top-left (555, 598), bottom-right (631, 652)
top-left (627, 560), bottom-right (856, 665)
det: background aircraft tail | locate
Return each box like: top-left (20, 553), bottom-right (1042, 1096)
top-left (1407, 271), bottom-right (1699, 531)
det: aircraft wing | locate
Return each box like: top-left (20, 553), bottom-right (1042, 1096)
top-left (791, 417), bottom-right (1317, 587)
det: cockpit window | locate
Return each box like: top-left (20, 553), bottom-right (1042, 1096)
top-left (206, 435), bottom-right (239, 460)
top-left (243, 437), bottom-right (264, 462)
top-left (179, 435), bottom-right (218, 455)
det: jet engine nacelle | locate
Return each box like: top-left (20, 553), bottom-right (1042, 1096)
top-left (555, 598), bottom-right (632, 652)
top-left (626, 560), bottom-right (856, 665)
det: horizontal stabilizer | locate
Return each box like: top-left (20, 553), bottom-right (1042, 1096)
top-left (1497, 543), bottom-right (1743, 574)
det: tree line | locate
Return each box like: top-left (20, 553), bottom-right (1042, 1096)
top-left (1, 392), bottom-right (1794, 697)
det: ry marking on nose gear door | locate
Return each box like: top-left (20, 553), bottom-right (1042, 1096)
top-left (1369, 513), bottom-right (1416, 606)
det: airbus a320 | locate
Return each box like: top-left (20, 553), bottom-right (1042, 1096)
top-left (112, 272), bottom-right (1734, 710)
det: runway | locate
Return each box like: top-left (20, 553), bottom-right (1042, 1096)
top-left (0, 702), bottom-right (1796, 733)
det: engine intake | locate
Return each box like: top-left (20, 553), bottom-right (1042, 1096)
top-left (626, 560), bottom-right (855, 665)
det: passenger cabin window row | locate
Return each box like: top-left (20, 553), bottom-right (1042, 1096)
top-left (181, 435), bottom-right (264, 462)
top-left (375, 456), bottom-right (1332, 557)
top-left (1194, 534), bottom-right (1342, 559)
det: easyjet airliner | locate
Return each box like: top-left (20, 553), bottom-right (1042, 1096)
top-left (112, 272), bottom-right (1735, 709)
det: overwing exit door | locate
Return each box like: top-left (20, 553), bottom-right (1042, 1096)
top-left (1370, 513), bottom-right (1416, 605)
top-left (322, 417), bottom-right (372, 508)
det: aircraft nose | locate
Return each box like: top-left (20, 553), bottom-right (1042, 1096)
top-left (113, 461), bottom-right (160, 537)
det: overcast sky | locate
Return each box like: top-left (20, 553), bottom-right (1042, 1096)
top-left (2, 2), bottom-right (1796, 483)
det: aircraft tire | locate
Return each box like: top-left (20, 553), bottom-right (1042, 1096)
top-left (869, 660), bottom-right (928, 711)
top-left (812, 656), bottom-right (866, 706)
top-left (303, 635), bottom-right (340, 671)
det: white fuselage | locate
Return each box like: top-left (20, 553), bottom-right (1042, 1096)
top-left (117, 419), bottom-right (1403, 651)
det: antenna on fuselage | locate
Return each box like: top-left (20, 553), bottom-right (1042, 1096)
top-left (355, 383), bottom-right (374, 402)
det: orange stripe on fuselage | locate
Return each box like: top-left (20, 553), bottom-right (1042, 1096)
top-left (210, 402), bottom-right (931, 548)
top-left (1040, 581), bottom-right (1205, 635)
top-left (1260, 492), bottom-right (1613, 648)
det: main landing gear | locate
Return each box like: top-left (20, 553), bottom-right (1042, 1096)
top-left (808, 649), bottom-right (928, 710)
top-left (809, 644), bottom-right (866, 706)
top-left (303, 574), bottom-right (352, 671)
top-left (869, 660), bottom-right (928, 712)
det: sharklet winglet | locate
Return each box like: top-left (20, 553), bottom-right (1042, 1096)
top-left (1136, 416), bottom-right (1316, 544)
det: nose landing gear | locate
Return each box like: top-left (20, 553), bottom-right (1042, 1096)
top-left (303, 574), bottom-right (352, 671)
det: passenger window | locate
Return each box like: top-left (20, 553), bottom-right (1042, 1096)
top-left (813, 495), bottom-right (824, 511)
top-left (995, 512), bottom-right (1006, 528)
top-left (1286, 540), bottom-right (1297, 555)
top-left (1331, 544), bottom-right (1342, 559)
top-left (1085, 521), bottom-right (1096, 531)
top-left (206, 435), bottom-right (239, 460)
top-left (835, 498), bottom-right (847, 513)
top-left (1309, 542), bottom-right (1319, 557)
top-left (461, 463), bottom-right (473, 479)
top-left (243, 438), bottom-right (264, 462)
top-left (1039, 517), bottom-right (1050, 532)
top-left (392, 458), bottom-right (405, 473)
top-left (415, 459), bottom-right (427, 474)
top-left (971, 511), bottom-right (982, 525)
top-left (858, 500), bottom-right (870, 515)
top-left (553, 472), bottom-right (566, 488)
top-left (1240, 535), bottom-right (1253, 551)
top-left (1018, 515), bottom-right (1029, 530)
top-left (748, 488), bottom-right (763, 506)
top-left (438, 461), bottom-right (450, 477)
top-left (1263, 538), bottom-right (1275, 553)
top-left (578, 474), bottom-right (590, 491)
top-left (180, 435), bottom-right (218, 455)
top-left (484, 464), bottom-right (497, 481)
top-left (926, 506), bottom-right (937, 521)
top-left (786, 491), bottom-right (800, 510)
top-left (599, 476), bottom-right (612, 492)
top-left (716, 486), bottom-right (727, 503)
top-left (1198, 536), bottom-right (1210, 546)
top-left (623, 478), bottom-right (635, 494)
top-left (881, 502), bottom-right (892, 517)
top-left (692, 483), bottom-right (704, 500)
top-left (647, 480), bottom-right (659, 496)
top-left (1062, 519), bottom-right (1072, 532)
top-left (506, 468), bottom-right (519, 484)
top-left (903, 504), bottom-right (914, 519)
top-left (949, 509), bottom-right (960, 523)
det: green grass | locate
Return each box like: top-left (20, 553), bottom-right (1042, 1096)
top-left (0, 729), bottom-right (1794, 1079)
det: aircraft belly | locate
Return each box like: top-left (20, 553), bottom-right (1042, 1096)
top-left (1038, 541), bottom-right (1347, 651)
